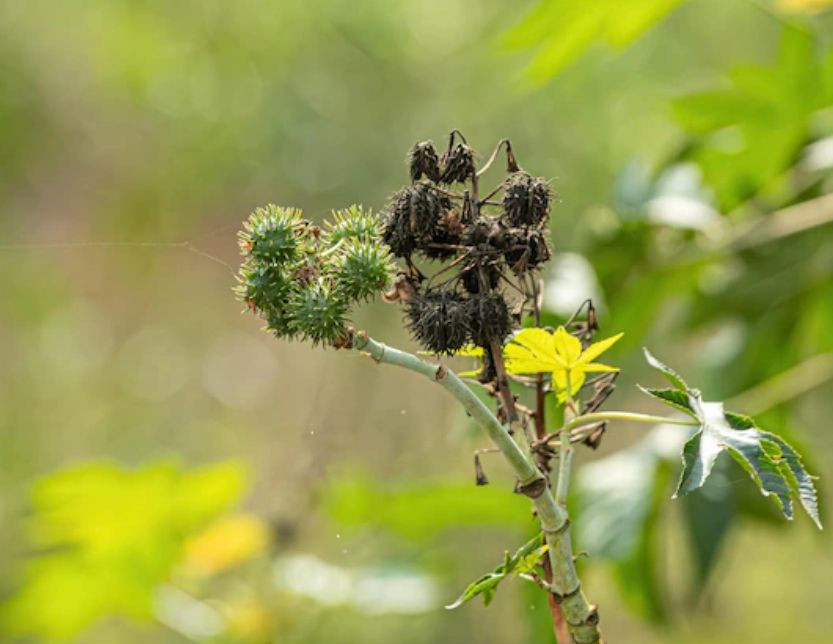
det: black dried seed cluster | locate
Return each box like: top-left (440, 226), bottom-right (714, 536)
top-left (381, 131), bottom-right (555, 359)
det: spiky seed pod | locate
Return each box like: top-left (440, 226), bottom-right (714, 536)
top-left (332, 239), bottom-right (395, 302)
top-left (235, 262), bottom-right (294, 314)
top-left (461, 262), bottom-right (501, 294)
top-left (466, 293), bottom-right (513, 347)
top-left (439, 143), bottom-right (476, 184)
top-left (289, 282), bottom-right (349, 346)
top-left (420, 228), bottom-right (460, 260)
top-left (264, 302), bottom-right (297, 339)
top-left (405, 290), bottom-right (469, 354)
top-left (501, 171), bottom-right (550, 227)
top-left (420, 208), bottom-right (464, 260)
top-left (322, 205), bottom-right (380, 246)
top-left (239, 204), bottom-right (304, 265)
top-left (382, 186), bottom-right (419, 257)
top-left (382, 181), bottom-right (452, 258)
top-left (410, 181), bottom-right (452, 241)
top-left (503, 228), bottom-right (552, 272)
top-left (461, 219), bottom-right (494, 247)
top-left (408, 140), bottom-right (440, 183)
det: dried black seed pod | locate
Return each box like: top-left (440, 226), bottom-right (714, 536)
top-left (461, 219), bottom-right (494, 247)
top-left (410, 181), bottom-right (452, 241)
top-left (466, 293), bottom-right (512, 347)
top-left (420, 209), bottom-right (464, 260)
top-left (405, 290), bottom-right (469, 354)
top-left (461, 263), bottom-right (501, 294)
top-left (439, 143), bottom-right (476, 184)
top-left (502, 171), bottom-right (550, 227)
top-left (382, 181), bottom-right (453, 258)
top-left (503, 228), bottom-right (551, 272)
top-left (381, 190), bottom-right (417, 258)
top-left (408, 140), bottom-right (440, 183)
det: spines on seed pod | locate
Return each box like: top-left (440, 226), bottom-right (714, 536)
top-left (289, 282), bottom-right (349, 346)
top-left (331, 239), bottom-right (395, 302)
top-left (322, 205), bottom-right (381, 246)
top-left (439, 142), bottom-right (476, 185)
top-left (501, 171), bottom-right (550, 227)
top-left (239, 204), bottom-right (305, 265)
top-left (405, 290), bottom-right (470, 355)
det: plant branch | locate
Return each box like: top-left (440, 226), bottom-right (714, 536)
top-left (352, 332), bottom-right (602, 642)
top-left (564, 411), bottom-right (698, 432)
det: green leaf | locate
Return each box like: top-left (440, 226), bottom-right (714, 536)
top-left (637, 386), bottom-right (696, 418)
top-left (681, 461), bottom-right (735, 597)
top-left (575, 433), bottom-right (670, 620)
top-left (671, 28), bottom-right (833, 209)
top-left (642, 348), bottom-right (689, 390)
top-left (641, 351), bottom-right (822, 528)
top-left (445, 533), bottom-right (544, 609)
top-left (505, 0), bottom-right (684, 82)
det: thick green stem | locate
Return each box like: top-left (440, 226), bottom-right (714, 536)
top-left (543, 382), bottom-right (600, 643)
top-left (353, 333), bottom-right (602, 642)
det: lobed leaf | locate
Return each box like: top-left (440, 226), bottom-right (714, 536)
top-left (642, 347), bottom-right (689, 390)
top-left (637, 386), bottom-right (696, 418)
top-left (640, 350), bottom-right (822, 528)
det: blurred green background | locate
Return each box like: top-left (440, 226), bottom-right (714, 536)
top-left (1, 1), bottom-right (833, 642)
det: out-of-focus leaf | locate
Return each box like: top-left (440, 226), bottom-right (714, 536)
top-left (680, 461), bottom-right (735, 596)
top-left (672, 28), bottom-right (833, 209)
top-left (777, 0), bottom-right (833, 14)
top-left (445, 533), bottom-right (544, 609)
top-left (326, 476), bottom-right (527, 539)
top-left (505, 0), bottom-right (684, 82)
top-left (1, 460), bottom-right (248, 641)
top-left (575, 431), bottom-right (672, 620)
top-left (641, 349), bottom-right (822, 528)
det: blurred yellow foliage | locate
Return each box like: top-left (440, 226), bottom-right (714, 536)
top-left (224, 598), bottom-right (275, 641)
top-left (1, 460), bottom-right (249, 641)
top-left (778, 0), bottom-right (833, 12)
top-left (182, 513), bottom-right (271, 576)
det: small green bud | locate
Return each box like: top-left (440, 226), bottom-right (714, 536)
top-left (239, 204), bottom-right (304, 265)
top-left (332, 239), bottom-right (395, 302)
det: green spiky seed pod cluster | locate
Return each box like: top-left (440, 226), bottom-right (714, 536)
top-left (236, 204), bottom-right (394, 346)
top-left (380, 131), bottom-right (555, 366)
top-left (322, 204), bottom-right (382, 246)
